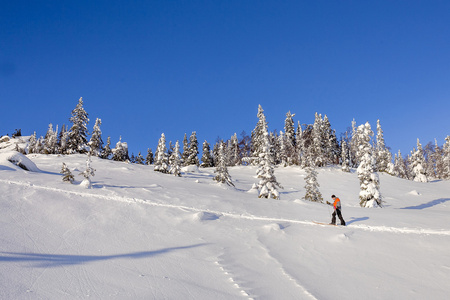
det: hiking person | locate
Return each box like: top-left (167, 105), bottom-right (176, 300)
top-left (330, 195), bottom-right (346, 226)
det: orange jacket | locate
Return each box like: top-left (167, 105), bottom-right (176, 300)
top-left (333, 197), bottom-right (341, 210)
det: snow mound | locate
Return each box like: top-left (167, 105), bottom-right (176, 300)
top-left (0, 151), bottom-right (40, 172)
top-left (181, 165), bottom-right (199, 173)
top-left (408, 190), bottom-right (421, 196)
top-left (261, 222), bottom-right (289, 233)
top-left (80, 178), bottom-right (92, 189)
top-left (193, 211), bottom-right (221, 222)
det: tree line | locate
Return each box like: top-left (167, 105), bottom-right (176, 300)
top-left (6, 98), bottom-right (450, 182)
top-left (4, 98), bottom-right (450, 203)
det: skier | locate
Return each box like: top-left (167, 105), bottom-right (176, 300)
top-left (329, 195), bottom-right (346, 226)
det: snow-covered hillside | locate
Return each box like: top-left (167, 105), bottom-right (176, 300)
top-left (1, 149), bottom-right (449, 299)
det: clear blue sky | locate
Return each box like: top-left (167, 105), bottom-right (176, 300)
top-left (1, 0), bottom-right (449, 157)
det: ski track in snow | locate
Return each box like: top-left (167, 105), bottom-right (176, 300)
top-left (2, 179), bottom-right (450, 237)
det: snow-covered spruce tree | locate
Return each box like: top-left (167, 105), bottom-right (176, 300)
top-left (135, 152), bottom-right (145, 165)
top-left (341, 139), bottom-right (350, 172)
top-left (375, 120), bottom-right (393, 173)
top-left (432, 140), bottom-right (444, 179)
top-left (181, 133), bottom-right (189, 166)
top-left (89, 118), bottom-right (103, 157)
top-left (111, 137), bottom-right (129, 162)
top-left (295, 121), bottom-right (304, 166)
top-left (410, 139), bottom-right (428, 182)
top-left (79, 154), bottom-right (95, 189)
top-left (256, 120), bottom-right (282, 199)
top-left (443, 136), bottom-right (450, 179)
top-left (251, 105), bottom-right (269, 166)
top-left (200, 140), bottom-right (214, 168)
top-left (356, 122), bottom-right (382, 208)
top-left (303, 164), bottom-right (323, 202)
top-left (185, 131), bottom-right (199, 166)
top-left (61, 162), bottom-right (74, 184)
top-left (154, 133), bottom-right (169, 173)
top-left (284, 111), bottom-right (296, 165)
top-left (227, 133), bottom-right (240, 166)
top-left (169, 141), bottom-right (182, 176)
top-left (238, 131), bottom-right (252, 164)
top-left (44, 123), bottom-right (58, 154)
top-left (213, 142), bottom-right (234, 186)
top-left (27, 131), bottom-right (38, 154)
top-left (100, 136), bottom-right (112, 159)
top-left (393, 150), bottom-right (408, 179)
top-left (145, 148), bottom-right (153, 165)
top-left (312, 113), bottom-right (325, 167)
top-left (269, 131), bottom-right (280, 165)
top-left (278, 131), bottom-right (288, 167)
top-left (67, 97), bottom-right (89, 154)
top-left (57, 124), bottom-right (69, 154)
top-left (349, 118), bottom-right (358, 167)
top-left (322, 115), bottom-right (339, 165)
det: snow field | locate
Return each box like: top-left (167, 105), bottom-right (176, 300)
top-left (1, 153), bottom-right (450, 299)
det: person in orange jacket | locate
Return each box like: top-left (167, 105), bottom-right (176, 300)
top-left (330, 195), bottom-right (346, 226)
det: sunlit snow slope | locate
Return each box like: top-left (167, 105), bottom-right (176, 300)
top-left (1, 150), bottom-right (449, 299)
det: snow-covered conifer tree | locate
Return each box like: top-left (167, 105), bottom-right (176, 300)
top-left (145, 148), bottom-right (153, 165)
top-left (322, 115), bottom-right (338, 165)
top-left (228, 133), bottom-right (240, 166)
top-left (410, 139), bottom-right (428, 182)
top-left (111, 137), bottom-right (129, 162)
top-left (61, 162), bottom-right (74, 184)
top-left (443, 136), bottom-right (450, 179)
top-left (393, 150), bottom-right (408, 179)
top-left (44, 123), bottom-right (58, 154)
top-left (375, 120), bottom-right (393, 173)
top-left (303, 164), bottom-right (323, 202)
top-left (341, 140), bottom-right (350, 172)
top-left (213, 142), bottom-right (234, 186)
top-left (312, 113), bottom-right (325, 167)
top-left (284, 111), bottom-right (296, 165)
top-left (251, 105), bottom-right (269, 166)
top-left (67, 97), bottom-right (89, 153)
top-left (27, 132), bottom-right (38, 154)
top-left (135, 152), bottom-right (145, 165)
top-left (58, 125), bottom-right (69, 154)
top-left (200, 140), bottom-right (213, 168)
top-left (154, 133), bottom-right (169, 173)
top-left (295, 121), bottom-right (304, 166)
top-left (349, 119), bottom-right (358, 167)
top-left (168, 141), bottom-right (182, 176)
top-left (256, 118), bottom-right (282, 199)
top-left (356, 123), bottom-right (382, 208)
top-left (79, 154), bottom-right (95, 188)
top-left (278, 131), bottom-right (288, 167)
top-left (89, 118), bottom-right (103, 156)
top-left (181, 133), bottom-right (189, 166)
top-left (100, 136), bottom-right (112, 159)
top-left (238, 131), bottom-right (252, 164)
top-left (185, 131), bottom-right (199, 166)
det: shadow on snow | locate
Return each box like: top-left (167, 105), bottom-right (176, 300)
top-left (346, 216), bottom-right (369, 226)
top-left (400, 198), bottom-right (450, 210)
top-left (0, 243), bottom-right (207, 268)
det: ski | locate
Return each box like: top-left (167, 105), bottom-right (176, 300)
top-left (312, 221), bottom-right (345, 226)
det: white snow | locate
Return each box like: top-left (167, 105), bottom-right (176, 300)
top-left (1, 151), bottom-right (450, 299)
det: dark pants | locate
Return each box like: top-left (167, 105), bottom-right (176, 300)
top-left (331, 209), bottom-right (346, 225)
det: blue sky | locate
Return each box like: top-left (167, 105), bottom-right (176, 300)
top-left (1, 0), bottom-right (449, 157)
